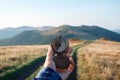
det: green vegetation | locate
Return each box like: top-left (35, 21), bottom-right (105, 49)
top-left (0, 40), bottom-right (120, 80)
top-left (0, 25), bottom-right (120, 46)
top-left (25, 40), bottom-right (93, 80)
top-left (25, 39), bottom-right (84, 80)
top-left (67, 40), bottom-right (93, 80)
top-left (25, 66), bottom-right (43, 80)
top-left (76, 40), bottom-right (120, 80)
top-left (0, 56), bottom-right (46, 80)
top-left (0, 45), bottom-right (48, 80)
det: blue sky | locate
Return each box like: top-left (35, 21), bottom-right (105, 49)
top-left (0, 0), bottom-right (120, 30)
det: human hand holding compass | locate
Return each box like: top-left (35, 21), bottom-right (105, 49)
top-left (36, 31), bottom-right (74, 80)
top-left (51, 31), bottom-right (71, 69)
top-left (44, 46), bottom-right (74, 80)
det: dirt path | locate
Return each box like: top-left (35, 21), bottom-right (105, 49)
top-left (15, 40), bottom-right (93, 80)
top-left (16, 56), bottom-right (46, 80)
top-left (67, 40), bottom-right (93, 80)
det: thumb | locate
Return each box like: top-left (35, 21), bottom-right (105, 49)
top-left (46, 46), bottom-right (54, 60)
top-left (66, 47), bottom-right (72, 57)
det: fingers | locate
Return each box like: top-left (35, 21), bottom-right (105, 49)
top-left (56, 47), bottom-right (74, 73)
top-left (66, 47), bottom-right (72, 57)
top-left (44, 46), bottom-right (55, 68)
top-left (66, 47), bottom-right (74, 71)
top-left (46, 46), bottom-right (54, 61)
top-left (58, 59), bottom-right (74, 80)
top-left (47, 46), bottom-right (72, 60)
top-left (67, 57), bottom-right (74, 71)
top-left (56, 57), bottom-right (74, 73)
top-left (47, 46), bottom-right (53, 56)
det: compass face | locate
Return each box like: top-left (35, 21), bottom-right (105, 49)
top-left (51, 37), bottom-right (69, 55)
top-left (55, 40), bottom-right (66, 52)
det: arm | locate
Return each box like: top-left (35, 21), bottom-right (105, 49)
top-left (34, 67), bottom-right (61, 80)
top-left (33, 46), bottom-right (74, 80)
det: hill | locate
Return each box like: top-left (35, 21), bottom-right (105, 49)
top-left (0, 26), bottom-right (54, 40)
top-left (76, 40), bottom-right (120, 80)
top-left (113, 28), bottom-right (120, 34)
top-left (0, 25), bottom-right (120, 46)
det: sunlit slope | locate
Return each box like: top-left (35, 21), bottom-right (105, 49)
top-left (77, 40), bottom-right (120, 80)
top-left (0, 25), bottom-right (120, 46)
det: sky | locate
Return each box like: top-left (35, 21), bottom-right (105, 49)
top-left (0, 0), bottom-right (120, 30)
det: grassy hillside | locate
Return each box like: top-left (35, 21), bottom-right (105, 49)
top-left (0, 30), bottom-right (52, 46)
top-left (25, 39), bottom-right (85, 80)
top-left (0, 25), bottom-right (120, 46)
top-left (0, 26), bottom-right (54, 40)
top-left (77, 40), bottom-right (120, 79)
top-left (0, 40), bottom-right (120, 80)
top-left (0, 40), bottom-right (84, 80)
top-left (113, 29), bottom-right (120, 34)
top-left (0, 45), bottom-right (48, 80)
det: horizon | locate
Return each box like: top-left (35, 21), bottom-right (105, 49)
top-left (0, 0), bottom-right (120, 30)
top-left (0, 24), bottom-right (118, 31)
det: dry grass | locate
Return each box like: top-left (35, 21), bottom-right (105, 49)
top-left (2, 39), bottom-right (119, 80)
top-left (0, 45), bottom-right (48, 77)
top-left (0, 39), bottom-right (81, 79)
top-left (77, 40), bottom-right (120, 80)
top-left (68, 39), bottom-right (84, 47)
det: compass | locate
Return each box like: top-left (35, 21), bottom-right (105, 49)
top-left (51, 31), bottom-right (70, 69)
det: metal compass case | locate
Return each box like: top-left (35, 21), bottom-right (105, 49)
top-left (51, 31), bottom-right (70, 69)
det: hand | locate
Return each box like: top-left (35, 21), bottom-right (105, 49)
top-left (44, 46), bottom-right (74, 80)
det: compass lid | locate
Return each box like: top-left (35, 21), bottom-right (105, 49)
top-left (51, 31), bottom-right (69, 55)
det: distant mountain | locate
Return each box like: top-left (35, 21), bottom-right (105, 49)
top-left (0, 25), bottom-right (120, 46)
top-left (0, 26), bottom-right (54, 40)
top-left (113, 29), bottom-right (120, 34)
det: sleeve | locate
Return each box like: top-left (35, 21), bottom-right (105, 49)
top-left (33, 67), bottom-right (62, 80)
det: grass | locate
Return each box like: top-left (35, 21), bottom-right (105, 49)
top-left (25, 40), bottom-right (85, 80)
top-left (0, 45), bottom-right (48, 80)
top-left (77, 40), bottom-right (120, 80)
top-left (0, 40), bottom-right (120, 80)
top-left (0, 40), bottom-right (83, 80)
top-left (25, 66), bottom-right (43, 80)
top-left (67, 40), bottom-right (93, 80)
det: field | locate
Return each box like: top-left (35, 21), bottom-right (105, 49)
top-left (0, 45), bottom-right (48, 80)
top-left (0, 40), bottom-right (120, 80)
top-left (77, 40), bottom-right (120, 80)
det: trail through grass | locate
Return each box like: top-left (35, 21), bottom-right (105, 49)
top-left (0, 41), bottom-right (93, 80)
top-left (9, 40), bottom-right (119, 80)
top-left (67, 40), bottom-right (93, 80)
top-left (0, 45), bottom-right (48, 80)
top-left (77, 40), bottom-right (120, 80)
top-left (25, 40), bottom-right (93, 80)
